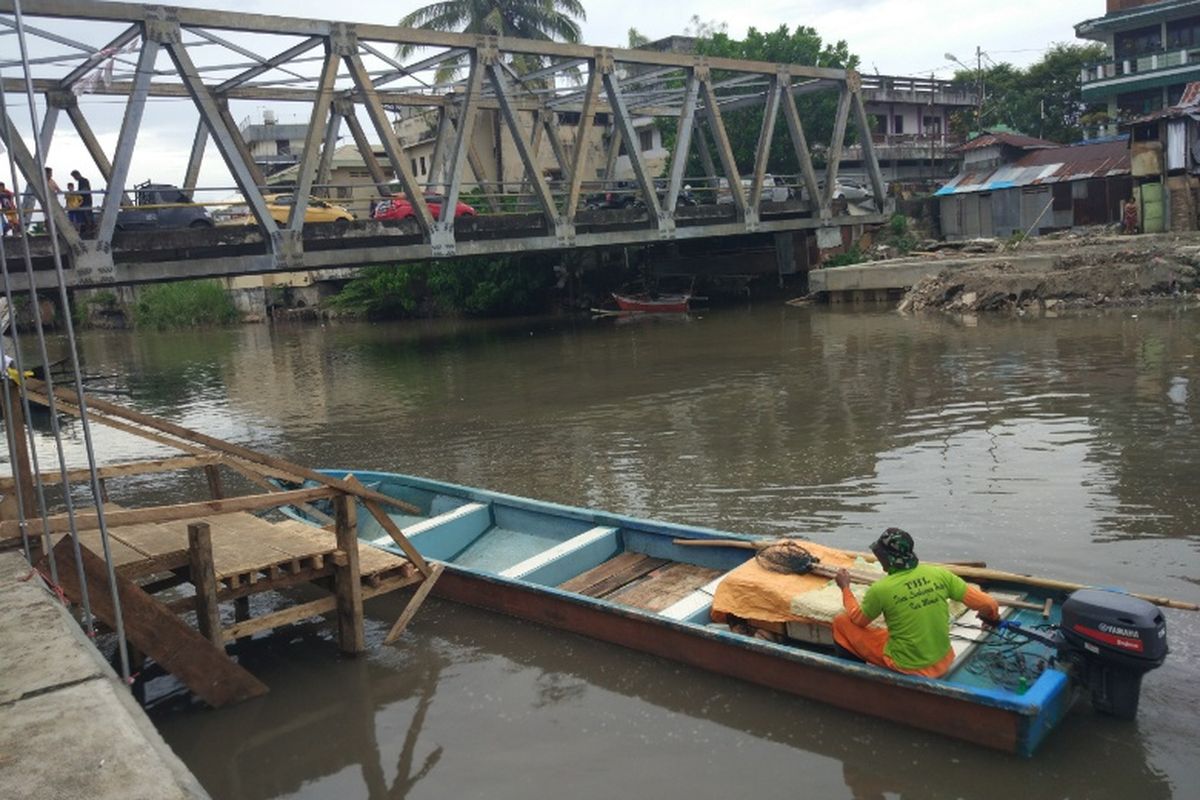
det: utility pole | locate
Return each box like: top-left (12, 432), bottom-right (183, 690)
top-left (975, 45), bottom-right (984, 133)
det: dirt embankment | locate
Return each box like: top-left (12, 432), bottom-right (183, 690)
top-left (898, 234), bottom-right (1200, 314)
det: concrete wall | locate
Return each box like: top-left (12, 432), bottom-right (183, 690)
top-left (0, 551), bottom-right (209, 799)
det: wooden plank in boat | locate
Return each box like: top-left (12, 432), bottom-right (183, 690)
top-left (558, 552), bottom-right (668, 598)
top-left (607, 563), bottom-right (724, 613)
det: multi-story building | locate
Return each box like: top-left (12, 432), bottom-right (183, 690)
top-left (237, 110), bottom-right (309, 176)
top-left (841, 74), bottom-right (978, 185)
top-left (1077, 0), bottom-right (1200, 137)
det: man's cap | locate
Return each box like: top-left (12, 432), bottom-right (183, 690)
top-left (869, 527), bottom-right (918, 570)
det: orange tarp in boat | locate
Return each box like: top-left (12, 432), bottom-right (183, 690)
top-left (711, 541), bottom-right (883, 627)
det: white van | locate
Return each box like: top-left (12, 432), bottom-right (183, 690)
top-left (716, 174), bottom-right (790, 205)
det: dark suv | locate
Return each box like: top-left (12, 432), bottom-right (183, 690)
top-left (116, 183), bottom-right (213, 231)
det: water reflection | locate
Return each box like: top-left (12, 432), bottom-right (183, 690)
top-left (6, 305), bottom-right (1198, 797)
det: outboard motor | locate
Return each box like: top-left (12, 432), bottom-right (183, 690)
top-left (1059, 589), bottom-right (1168, 719)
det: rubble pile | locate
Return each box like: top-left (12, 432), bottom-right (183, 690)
top-left (898, 240), bottom-right (1200, 314)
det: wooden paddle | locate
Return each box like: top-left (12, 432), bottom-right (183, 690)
top-left (671, 538), bottom-right (987, 567)
top-left (940, 565), bottom-right (1198, 612)
top-left (672, 538), bottom-right (1198, 612)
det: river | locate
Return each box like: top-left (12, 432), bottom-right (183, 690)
top-left (8, 304), bottom-right (1199, 798)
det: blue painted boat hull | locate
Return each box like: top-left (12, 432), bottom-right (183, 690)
top-left (285, 469), bottom-right (1078, 756)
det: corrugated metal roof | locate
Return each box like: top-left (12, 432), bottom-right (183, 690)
top-left (935, 138), bottom-right (1130, 196)
top-left (1124, 81), bottom-right (1200, 125)
top-left (955, 131), bottom-right (1058, 153)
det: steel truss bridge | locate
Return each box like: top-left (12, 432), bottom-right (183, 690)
top-left (0, 0), bottom-right (889, 290)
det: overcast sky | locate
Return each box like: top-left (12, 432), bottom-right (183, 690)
top-left (7, 0), bottom-right (1107, 199)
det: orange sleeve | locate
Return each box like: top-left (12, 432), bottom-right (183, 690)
top-left (841, 585), bottom-right (874, 627)
top-left (963, 584), bottom-right (1000, 621)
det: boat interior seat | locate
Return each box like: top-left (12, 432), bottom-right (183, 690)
top-left (659, 574), bottom-right (727, 623)
top-left (500, 526), bottom-right (621, 586)
top-left (374, 501), bottom-right (491, 560)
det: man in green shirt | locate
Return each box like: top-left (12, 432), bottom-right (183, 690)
top-left (832, 528), bottom-right (1000, 678)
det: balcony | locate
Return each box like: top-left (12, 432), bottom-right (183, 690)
top-left (1081, 46), bottom-right (1200, 97)
top-left (843, 133), bottom-right (965, 163)
top-left (858, 75), bottom-right (977, 108)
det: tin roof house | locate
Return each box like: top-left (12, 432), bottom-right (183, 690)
top-left (1122, 80), bottom-right (1200, 230)
top-left (935, 132), bottom-right (1132, 240)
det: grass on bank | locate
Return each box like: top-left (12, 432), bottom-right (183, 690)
top-left (133, 280), bottom-right (239, 329)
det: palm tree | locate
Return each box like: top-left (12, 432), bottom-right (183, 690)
top-left (398, 0), bottom-right (587, 82)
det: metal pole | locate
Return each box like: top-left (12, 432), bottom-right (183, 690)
top-left (11, 0), bottom-right (130, 681)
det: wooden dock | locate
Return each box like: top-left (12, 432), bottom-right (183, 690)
top-left (1, 378), bottom-right (442, 706)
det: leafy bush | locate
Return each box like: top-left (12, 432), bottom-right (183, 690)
top-left (887, 213), bottom-right (918, 255)
top-left (824, 246), bottom-right (864, 267)
top-left (133, 280), bottom-right (238, 329)
top-left (330, 256), bottom-right (555, 319)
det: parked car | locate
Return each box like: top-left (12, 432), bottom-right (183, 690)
top-left (372, 195), bottom-right (476, 221)
top-left (715, 174), bottom-right (791, 205)
top-left (222, 193), bottom-right (354, 226)
top-left (115, 182), bottom-right (213, 231)
top-left (798, 179), bottom-right (881, 205)
top-left (263, 194), bottom-right (354, 225)
top-left (831, 179), bottom-right (872, 202)
top-left (585, 180), bottom-right (699, 210)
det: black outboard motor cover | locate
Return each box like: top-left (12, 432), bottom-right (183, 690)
top-left (1060, 589), bottom-right (1167, 718)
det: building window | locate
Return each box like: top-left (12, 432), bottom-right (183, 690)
top-left (1115, 25), bottom-right (1162, 59)
top-left (639, 129), bottom-right (654, 152)
top-left (276, 139), bottom-right (291, 156)
top-left (871, 114), bottom-right (887, 134)
top-left (1167, 16), bottom-right (1200, 49)
top-left (1117, 88), bottom-right (1164, 118)
top-left (893, 115), bottom-right (904, 134)
top-left (420, 156), bottom-right (427, 175)
top-left (337, 187), bottom-right (352, 199)
top-left (923, 116), bottom-right (942, 135)
top-left (411, 159), bottom-right (418, 175)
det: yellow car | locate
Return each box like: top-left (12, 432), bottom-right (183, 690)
top-left (223, 193), bottom-right (354, 226)
top-left (263, 193), bottom-right (354, 225)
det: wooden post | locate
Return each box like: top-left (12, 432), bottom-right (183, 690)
top-left (332, 493), bottom-right (364, 654)
top-left (188, 521), bottom-right (223, 647)
top-left (204, 464), bottom-right (225, 500)
top-left (42, 537), bottom-right (267, 707)
top-left (2, 388), bottom-right (36, 521)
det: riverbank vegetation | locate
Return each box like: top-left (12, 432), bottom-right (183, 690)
top-left (133, 280), bottom-right (239, 329)
top-left (328, 255), bottom-right (557, 319)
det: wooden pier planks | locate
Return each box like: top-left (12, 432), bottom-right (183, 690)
top-left (41, 537), bottom-right (268, 707)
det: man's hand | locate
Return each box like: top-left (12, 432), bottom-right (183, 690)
top-left (979, 610), bottom-right (1001, 627)
top-left (835, 568), bottom-right (851, 590)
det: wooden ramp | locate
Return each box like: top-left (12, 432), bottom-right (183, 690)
top-left (3, 379), bottom-right (445, 707)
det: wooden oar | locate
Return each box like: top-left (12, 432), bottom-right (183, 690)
top-left (671, 538), bottom-right (987, 567)
top-left (672, 538), bottom-right (1198, 612)
top-left (940, 565), bottom-right (1199, 612)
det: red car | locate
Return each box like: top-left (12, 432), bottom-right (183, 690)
top-left (372, 195), bottom-right (476, 221)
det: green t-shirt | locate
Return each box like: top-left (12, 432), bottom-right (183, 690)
top-left (859, 563), bottom-right (968, 670)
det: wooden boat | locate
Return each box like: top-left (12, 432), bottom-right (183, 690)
top-left (611, 291), bottom-right (691, 313)
top-left (280, 470), bottom-right (1173, 756)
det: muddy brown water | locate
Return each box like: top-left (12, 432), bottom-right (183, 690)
top-left (7, 305), bottom-right (1199, 798)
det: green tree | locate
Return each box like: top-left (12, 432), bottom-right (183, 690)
top-left (662, 25), bottom-right (859, 178)
top-left (954, 43), bottom-right (1106, 143)
top-left (398, 0), bottom-right (586, 80)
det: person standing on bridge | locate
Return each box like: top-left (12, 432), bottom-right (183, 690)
top-left (831, 527), bottom-right (1000, 678)
top-left (70, 170), bottom-right (94, 234)
top-left (0, 181), bottom-right (19, 237)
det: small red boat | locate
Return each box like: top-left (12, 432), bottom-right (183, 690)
top-left (611, 292), bottom-right (691, 313)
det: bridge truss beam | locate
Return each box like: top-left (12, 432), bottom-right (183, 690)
top-left (0, 0), bottom-right (888, 289)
